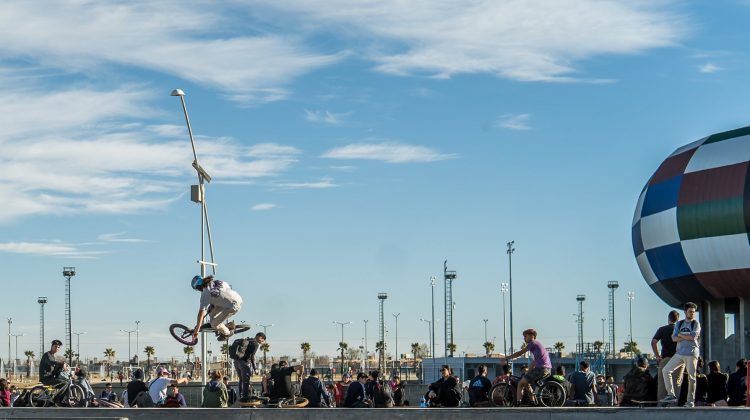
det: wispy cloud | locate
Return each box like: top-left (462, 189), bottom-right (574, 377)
top-left (0, 241), bottom-right (107, 258)
top-left (304, 109), bottom-right (349, 125)
top-left (97, 232), bottom-right (149, 243)
top-left (0, 2), bottom-right (342, 102)
top-left (698, 63), bottom-right (722, 73)
top-left (251, 203), bottom-right (278, 211)
top-left (322, 142), bottom-right (456, 163)
top-left (496, 113), bottom-right (532, 130)
top-left (276, 178), bottom-right (339, 189)
top-left (260, 0), bottom-right (687, 82)
top-left (0, 85), bottom-right (302, 222)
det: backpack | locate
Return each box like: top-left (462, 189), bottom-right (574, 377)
top-left (229, 337), bottom-right (253, 360)
top-left (133, 390), bottom-right (155, 407)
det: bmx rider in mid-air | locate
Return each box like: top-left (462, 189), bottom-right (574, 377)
top-left (191, 275), bottom-right (243, 341)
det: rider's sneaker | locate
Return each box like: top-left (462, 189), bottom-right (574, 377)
top-left (660, 395), bottom-right (678, 403)
top-left (226, 321), bottom-right (236, 331)
top-left (683, 402), bottom-right (695, 408)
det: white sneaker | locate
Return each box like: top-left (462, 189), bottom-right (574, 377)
top-left (683, 402), bottom-right (694, 408)
top-left (660, 395), bottom-right (677, 403)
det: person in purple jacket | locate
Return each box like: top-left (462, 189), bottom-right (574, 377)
top-left (504, 328), bottom-right (552, 406)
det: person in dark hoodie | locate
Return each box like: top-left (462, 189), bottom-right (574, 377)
top-left (202, 370), bottom-right (228, 407)
top-left (426, 365), bottom-right (462, 407)
top-left (300, 369), bottom-right (331, 407)
top-left (620, 357), bottom-right (656, 406)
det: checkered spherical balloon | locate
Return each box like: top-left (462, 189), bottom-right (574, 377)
top-left (632, 126), bottom-right (750, 307)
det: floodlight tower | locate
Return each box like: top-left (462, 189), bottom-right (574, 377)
top-left (38, 297), bottom-right (47, 358)
top-left (172, 88), bottom-right (217, 392)
top-left (607, 281), bottom-right (619, 357)
top-left (378, 293), bottom-right (388, 372)
top-left (576, 295), bottom-right (586, 353)
top-left (444, 261), bottom-right (457, 357)
top-left (62, 267), bottom-right (76, 365)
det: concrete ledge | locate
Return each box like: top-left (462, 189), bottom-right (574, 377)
top-left (3, 407), bottom-right (750, 420)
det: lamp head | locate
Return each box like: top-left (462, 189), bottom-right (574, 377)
top-left (170, 89), bottom-right (185, 97)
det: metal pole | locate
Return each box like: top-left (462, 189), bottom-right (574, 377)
top-left (507, 241), bottom-right (515, 354)
top-left (363, 320), bottom-right (368, 371)
top-left (121, 330), bottom-right (135, 365)
top-left (601, 318), bottom-right (606, 346)
top-left (333, 321), bottom-right (351, 374)
top-left (7, 318), bottom-right (11, 371)
top-left (73, 332), bottom-right (86, 365)
top-left (11, 333), bottom-right (23, 367)
top-left (627, 292), bottom-right (635, 355)
top-left (483, 319), bottom-right (488, 344)
top-left (135, 321), bottom-right (140, 366)
top-left (430, 276), bottom-right (436, 379)
top-left (501, 283), bottom-right (508, 356)
top-left (392, 313), bottom-right (400, 376)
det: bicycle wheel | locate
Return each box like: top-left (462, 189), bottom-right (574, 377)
top-left (489, 382), bottom-right (513, 407)
top-left (29, 385), bottom-right (51, 407)
top-left (169, 323), bottom-right (198, 346)
top-left (67, 384), bottom-right (87, 407)
top-left (280, 396), bottom-right (309, 408)
top-left (538, 381), bottom-right (565, 407)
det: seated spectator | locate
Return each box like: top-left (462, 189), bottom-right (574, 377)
top-left (0, 378), bottom-right (10, 407)
top-left (492, 364), bottom-right (513, 385)
top-left (694, 358), bottom-right (708, 406)
top-left (343, 372), bottom-right (370, 408)
top-left (100, 383), bottom-right (117, 401)
top-left (595, 374), bottom-right (615, 406)
top-left (568, 361), bottom-right (596, 406)
top-left (223, 377), bottom-right (236, 406)
top-left (202, 370), bottom-right (228, 408)
top-left (163, 384), bottom-right (187, 408)
top-left (727, 359), bottom-right (747, 406)
top-left (706, 360), bottom-right (728, 406)
top-left (334, 373), bottom-right (351, 406)
top-left (620, 357), bottom-right (655, 406)
top-left (366, 371), bottom-right (394, 408)
top-left (124, 369), bottom-right (149, 407)
top-left (74, 368), bottom-right (96, 404)
top-left (392, 377), bottom-right (406, 407)
top-left (300, 368), bottom-right (331, 407)
top-left (468, 364), bottom-right (492, 407)
top-left (325, 383), bottom-right (337, 407)
top-left (426, 365), bottom-right (461, 407)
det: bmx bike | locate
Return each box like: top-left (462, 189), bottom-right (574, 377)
top-left (169, 321), bottom-right (251, 345)
top-left (238, 395), bottom-right (309, 408)
top-left (489, 374), bottom-right (566, 407)
top-left (27, 378), bottom-right (87, 407)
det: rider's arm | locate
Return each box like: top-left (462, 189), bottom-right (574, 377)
top-left (193, 309), bottom-right (207, 338)
top-left (505, 344), bottom-right (528, 360)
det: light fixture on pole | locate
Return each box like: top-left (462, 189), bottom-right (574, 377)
top-left (506, 241), bottom-right (515, 354)
top-left (73, 332), bottom-right (86, 365)
top-left (576, 295), bottom-right (586, 354)
top-left (172, 88), bottom-right (217, 393)
top-left (121, 329), bottom-right (135, 365)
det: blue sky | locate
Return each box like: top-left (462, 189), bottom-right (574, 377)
top-left (1, 0), bottom-right (747, 364)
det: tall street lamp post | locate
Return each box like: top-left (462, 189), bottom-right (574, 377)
top-left (121, 329), bottom-right (135, 365)
top-left (506, 241), bottom-right (515, 354)
top-left (627, 292), bottom-right (635, 356)
top-left (392, 313), bottom-right (400, 375)
top-left (500, 282), bottom-right (508, 356)
top-left (73, 332), bottom-right (86, 365)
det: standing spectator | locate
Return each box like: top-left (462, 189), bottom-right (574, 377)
top-left (334, 373), bottom-right (352, 406)
top-left (0, 378), bottom-right (10, 407)
top-left (705, 360), bottom-right (728, 406)
top-left (118, 371), bottom-right (124, 386)
top-left (232, 332), bottom-right (265, 403)
top-left (366, 371), bottom-right (394, 408)
top-left (300, 369), bottom-right (331, 407)
top-left (269, 361), bottom-right (303, 400)
top-left (621, 357), bottom-right (655, 406)
top-left (100, 383), bottom-right (117, 401)
top-left (467, 364), bottom-right (492, 407)
top-left (568, 360), bottom-right (596, 406)
top-left (727, 358), bottom-right (747, 406)
top-left (343, 372), bottom-right (370, 408)
top-left (202, 370), bottom-right (229, 408)
top-left (595, 375), bottom-right (615, 406)
top-left (661, 302), bottom-right (701, 407)
top-left (426, 365), bottom-right (461, 407)
top-left (163, 384), bottom-right (187, 408)
top-left (651, 310), bottom-right (681, 401)
top-left (223, 376), bottom-right (237, 406)
top-left (148, 366), bottom-right (189, 405)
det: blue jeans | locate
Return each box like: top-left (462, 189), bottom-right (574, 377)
top-left (233, 359), bottom-right (253, 399)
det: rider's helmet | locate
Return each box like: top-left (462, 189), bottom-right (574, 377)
top-left (191, 275), bottom-right (204, 290)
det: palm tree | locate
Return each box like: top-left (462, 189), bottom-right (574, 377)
top-left (621, 341), bottom-right (640, 355)
top-left (144, 346), bottom-right (155, 373)
top-left (104, 348), bottom-right (116, 375)
top-left (300, 342), bottom-right (311, 368)
top-left (411, 342), bottom-right (421, 380)
top-left (64, 348), bottom-right (75, 363)
top-left (447, 343), bottom-right (457, 356)
top-left (553, 342), bottom-right (565, 357)
top-left (375, 340), bottom-right (385, 369)
top-left (183, 346), bottom-right (194, 364)
top-left (338, 341), bottom-right (348, 375)
top-left (593, 341), bottom-right (604, 353)
top-left (483, 341), bottom-right (495, 356)
top-left (221, 343), bottom-right (230, 372)
top-left (260, 342), bottom-right (270, 368)
top-left (24, 350), bottom-right (35, 379)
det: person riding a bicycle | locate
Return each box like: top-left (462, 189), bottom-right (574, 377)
top-left (39, 340), bottom-right (67, 387)
top-left (191, 274), bottom-right (243, 340)
top-left (504, 328), bottom-right (552, 406)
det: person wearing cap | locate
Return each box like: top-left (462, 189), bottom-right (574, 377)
top-left (190, 275), bottom-right (243, 340)
top-left (621, 356), bottom-right (656, 406)
top-left (148, 366), bottom-right (188, 405)
top-left (504, 328), bottom-right (552, 406)
top-left (269, 360), bottom-right (304, 400)
top-left (124, 369), bottom-right (148, 407)
top-left (300, 368), bottom-right (332, 407)
top-left (334, 373), bottom-right (352, 406)
top-left (39, 339), bottom-right (66, 386)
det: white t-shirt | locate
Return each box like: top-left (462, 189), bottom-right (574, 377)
top-left (148, 377), bottom-right (171, 403)
top-left (199, 279), bottom-right (242, 311)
